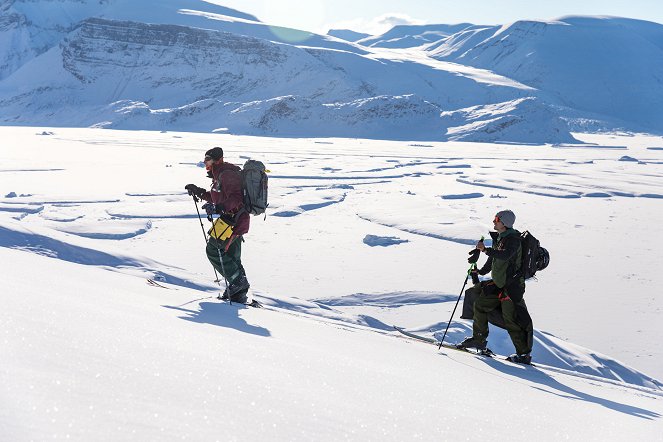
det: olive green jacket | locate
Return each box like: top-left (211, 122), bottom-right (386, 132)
top-left (479, 228), bottom-right (522, 288)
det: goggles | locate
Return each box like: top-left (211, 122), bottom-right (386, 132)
top-left (493, 215), bottom-right (501, 223)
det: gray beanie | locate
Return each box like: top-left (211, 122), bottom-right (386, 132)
top-left (495, 210), bottom-right (516, 228)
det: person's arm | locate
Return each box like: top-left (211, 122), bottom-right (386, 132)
top-left (478, 256), bottom-right (492, 275)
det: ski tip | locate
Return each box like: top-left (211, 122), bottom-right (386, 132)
top-left (147, 278), bottom-right (170, 289)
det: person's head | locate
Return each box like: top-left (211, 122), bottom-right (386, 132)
top-left (204, 147), bottom-right (223, 171)
top-left (493, 210), bottom-right (515, 233)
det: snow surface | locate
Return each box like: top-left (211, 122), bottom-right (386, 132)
top-left (1, 126), bottom-right (662, 440)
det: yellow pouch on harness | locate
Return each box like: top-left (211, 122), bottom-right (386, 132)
top-left (208, 217), bottom-right (233, 241)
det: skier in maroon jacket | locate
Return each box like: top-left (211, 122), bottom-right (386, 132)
top-left (185, 147), bottom-right (251, 303)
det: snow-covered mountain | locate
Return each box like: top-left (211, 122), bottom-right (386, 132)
top-left (1, 2), bottom-right (662, 142)
top-left (0, 8), bottom-right (541, 141)
top-left (0, 0), bottom-right (360, 81)
top-left (0, 0), bottom-right (261, 81)
top-left (356, 23), bottom-right (475, 48)
top-left (327, 28), bottom-right (370, 42)
top-left (429, 16), bottom-right (663, 130)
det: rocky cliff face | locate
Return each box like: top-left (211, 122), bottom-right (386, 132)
top-left (55, 18), bottom-right (365, 107)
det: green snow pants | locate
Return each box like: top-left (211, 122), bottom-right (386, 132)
top-left (206, 236), bottom-right (244, 285)
top-left (473, 286), bottom-right (533, 355)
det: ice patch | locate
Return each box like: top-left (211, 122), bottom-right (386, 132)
top-left (363, 235), bottom-right (409, 247)
top-left (441, 192), bottom-right (484, 200)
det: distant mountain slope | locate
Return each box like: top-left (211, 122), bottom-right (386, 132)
top-left (357, 23), bottom-right (475, 48)
top-left (0, 0), bottom-right (361, 81)
top-left (429, 16), bottom-right (663, 129)
top-left (2, 5), bottom-right (661, 142)
top-left (328, 28), bottom-right (371, 42)
top-left (0, 17), bottom-right (553, 141)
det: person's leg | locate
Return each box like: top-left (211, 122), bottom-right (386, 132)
top-left (206, 237), bottom-right (243, 283)
top-left (472, 291), bottom-right (500, 344)
top-left (515, 299), bottom-right (534, 354)
top-left (501, 300), bottom-right (531, 355)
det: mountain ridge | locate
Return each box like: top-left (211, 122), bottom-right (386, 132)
top-left (1, 4), bottom-right (661, 142)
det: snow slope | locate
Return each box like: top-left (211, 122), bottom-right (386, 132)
top-left (2, 126), bottom-right (663, 440)
top-left (357, 23), bottom-right (475, 48)
top-left (430, 16), bottom-right (663, 130)
top-left (3, 245), bottom-right (662, 441)
top-left (327, 28), bottom-right (370, 42)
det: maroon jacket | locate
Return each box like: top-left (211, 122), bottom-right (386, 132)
top-left (201, 161), bottom-right (250, 236)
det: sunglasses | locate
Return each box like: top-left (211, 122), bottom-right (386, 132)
top-left (493, 216), bottom-right (501, 223)
top-left (204, 156), bottom-right (213, 162)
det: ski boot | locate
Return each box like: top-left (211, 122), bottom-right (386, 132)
top-left (506, 353), bottom-right (532, 365)
top-left (456, 336), bottom-right (487, 351)
top-left (227, 275), bottom-right (250, 303)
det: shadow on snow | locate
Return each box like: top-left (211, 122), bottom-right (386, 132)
top-left (163, 302), bottom-right (270, 338)
top-left (477, 357), bottom-right (661, 420)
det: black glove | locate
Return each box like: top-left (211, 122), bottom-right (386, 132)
top-left (470, 268), bottom-right (480, 285)
top-left (185, 184), bottom-right (205, 198)
top-left (201, 202), bottom-right (216, 217)
top-left (468, 248), bottom-right (481, 264)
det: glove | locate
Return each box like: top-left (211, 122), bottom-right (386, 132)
top-left (468, 248), bottom-right (481, 264)
top-left (470, 268), bottom-right (480, 285)
top-left (185, 184), bottom-right (205, 198)
top-left (201, 202), bottom-right (217, 217)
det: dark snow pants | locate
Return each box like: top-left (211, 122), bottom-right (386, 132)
top-left (206, 236), bottom-right (244, 285)
top-left (467, 283), bottom-right (533, 355)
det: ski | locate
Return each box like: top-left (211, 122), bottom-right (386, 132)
top-left (247, 299), bottom-right (263, 308)
top-left (219, 297), bottom-right (263, 308)
top-left (393, 326), bottom-right (494, 357)
top-left (147, 278), bottom-right (171, 289)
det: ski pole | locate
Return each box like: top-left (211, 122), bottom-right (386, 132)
top-left (438, 263), bottom-right (477, 349)
top-left (210, 217), bottom-right (232, 305)
top-left (191, 195), bottom-right (221, 287)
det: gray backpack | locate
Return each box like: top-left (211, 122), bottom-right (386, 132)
top-left (241, 160), bottom-right (268, 216)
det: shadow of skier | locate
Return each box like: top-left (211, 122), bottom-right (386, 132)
top-left (478, 358), bottom-right (661, 419)
top-left (163, 301), bottom-right (270, 337)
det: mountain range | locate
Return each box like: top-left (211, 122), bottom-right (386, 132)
top-left (1, 0), bottom-right (662, 143)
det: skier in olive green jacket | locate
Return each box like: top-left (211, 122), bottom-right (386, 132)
top-left (457, 210), bottom-right (534, 364)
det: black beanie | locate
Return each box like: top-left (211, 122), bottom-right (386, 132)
top-left (205, 147), bottom-right (223, 160)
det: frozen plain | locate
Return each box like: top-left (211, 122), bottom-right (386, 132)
top-left (1, 126), bottom-right (662, 440)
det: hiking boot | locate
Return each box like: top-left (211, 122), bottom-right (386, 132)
top-left (227, 275), bottom-right (250, 298)
top-left (507, 353), bottom-right (532, 365)
top-left (219, 289), bottom-right (229, 300)
top-left (456, 336), bottom-right (487, 351)
top-left (230, 288), bottom-right (249, 304)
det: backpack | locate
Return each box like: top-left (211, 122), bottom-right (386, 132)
top-left (519, 231), bottom-right (550, 280)
top-left (241, 159), bottom-right (268, 216)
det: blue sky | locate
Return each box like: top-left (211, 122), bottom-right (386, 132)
top-left (211, 0), bottom-right (663, 34)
